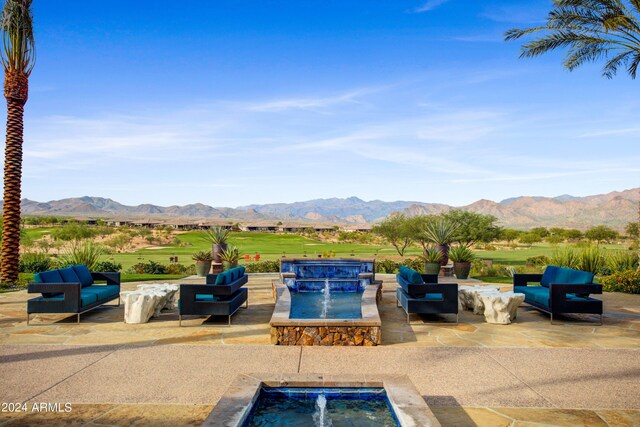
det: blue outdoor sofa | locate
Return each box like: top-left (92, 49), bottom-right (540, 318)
top-left (27, 265), bottom-right (121, 324)
top-left (178, 266), bottom-right (248, 326)
top-left (513, 265), bottom-right (603, 324)
top-left (396, 266), bottom-right (458, 323)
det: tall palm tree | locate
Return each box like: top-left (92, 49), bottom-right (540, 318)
top-left (505, 0), bottom-right (640, 79)
top-left (0, 0), bottom-right (34, 286)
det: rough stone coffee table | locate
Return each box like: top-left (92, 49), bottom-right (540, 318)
top-left (458, 285), bottom-right (500, 314)
top-left (479, 292), bottom-right (525, 324)
top-left (120, 284), bottom-right (179, 324)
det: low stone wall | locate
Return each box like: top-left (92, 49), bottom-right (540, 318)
top-left (271, 325), bottom-right (381, 346)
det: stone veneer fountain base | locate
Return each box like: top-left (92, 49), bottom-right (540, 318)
top-left (270, 279), bottom-right (382, 346)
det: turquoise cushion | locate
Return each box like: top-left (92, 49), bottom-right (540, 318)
top-left (214, 273), bottom-right (226, 285)
top-left (71, 265), bottom-right (94, 287)
top-left (419, 293), bottom-right (443, 301)
top-left (540, 266), bottom-right (559, 288)
top-left (398, 266), bottom-right (410, 281)
top-left (33, 273), bottom-right (42, 283)
top-left (230, 268), bottom-right (237, 281)
top-left (238, 266), bottom-right (246, 276)
top-left (515, 285), bottom-right (550, 307)
top-left (555, 267), bottom-right (594, 285)
top-left (81, 285), bottom-right (119, 301)
top-left (195, 294), bottom-right (218, 302)
top-left (42, 293), bottom-right (97, 307)
top-left (38, 270), bottom-right (64, 298)
top-left (59, 267), bottom-right (81, 283)
top-left (406, 268), bottom-right (424, 285)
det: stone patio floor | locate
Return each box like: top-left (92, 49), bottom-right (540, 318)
top-left (0, 273), bottom-right (638, 426)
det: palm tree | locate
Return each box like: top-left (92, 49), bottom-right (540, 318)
top-left (0, 0), bottom-right (34, 286)
top-left (505, 0), bottom-right (640, 79)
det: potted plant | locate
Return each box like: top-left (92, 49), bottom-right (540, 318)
top-left (204, 226), bottom-right (230, 263)
top-left (420, 247), bottom-right (442, 274)
top-left (220, 246), bottom-right (241, 271)
top-left (192, 250), bottom-right (213, 277)
top-left (448, 245), bottom-right (475, 279)
top-left (423, 218), bottom-right (460, 266)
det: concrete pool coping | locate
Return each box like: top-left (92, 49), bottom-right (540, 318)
top-left (202, 373), bottom-right (441, 427)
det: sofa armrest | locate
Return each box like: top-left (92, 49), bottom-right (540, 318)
top-left (27, 282), bottom-right (81, 308)
top-left (420, 274), bottom-right (439, 284)
top-left (513, 274), bottom-right (542, 287)
top-left (550, 283), bottom-right (603, 298)
top-left (91, 272), bottom-right (120, 286)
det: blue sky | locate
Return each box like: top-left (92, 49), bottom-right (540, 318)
top-left (17, 0), bottom-right (640, 208)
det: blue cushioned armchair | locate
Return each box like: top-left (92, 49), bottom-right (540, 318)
top-left (513, 266), bottom-right (603, 324)
top-left (396, 266), bottom-right (458, 323)
top-left (27, 265), bottom-right (121, 324)
top-left (179, 266), bottom-right (249, 326)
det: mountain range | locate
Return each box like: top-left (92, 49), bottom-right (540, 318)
top-left (4, 187), bottom-right (639, 230)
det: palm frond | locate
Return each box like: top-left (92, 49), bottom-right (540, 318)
top-left (0, 0), bottom-right (35, 75)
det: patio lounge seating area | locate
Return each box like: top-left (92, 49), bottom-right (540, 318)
top-left (395, 266), bottom-right (459, 324)
top-left (26, 265), bottom-right (121, 324)
top-left (513, 265), bottom-right (603, 324)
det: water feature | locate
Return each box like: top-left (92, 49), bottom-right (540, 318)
top-left (243, 387), bottom-right (398, 427)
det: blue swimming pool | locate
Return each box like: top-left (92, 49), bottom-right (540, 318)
top-left (243, 387), bottom-right (399, 427)
top-left (289, 290), bottom-right (363, 319)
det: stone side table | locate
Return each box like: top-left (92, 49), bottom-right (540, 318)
top-left (480, 292), bottom-right (525, 325)
top-left (137, 284), bottom-right (179, 310)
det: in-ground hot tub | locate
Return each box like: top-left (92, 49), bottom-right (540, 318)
top-left (270, 259), bottom-right (382, 346)
top-left (202, 374), bottom-right (441, 427)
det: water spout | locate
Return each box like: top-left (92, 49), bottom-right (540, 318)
top-left (313, 393), bottom-right (332, 426)
top-left (320, 278), bottom-right (331, 319)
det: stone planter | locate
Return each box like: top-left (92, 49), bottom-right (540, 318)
top-left (424, 262), bottom-right (441, 275)
top-left (222, 261), bottom-right (238, 271)
top-left (436, 244), bottom-right (450, 266)
top-left (210, 263), bottom-right (223, 274)
top-left (195, 260), bottom-right (212, 277)
top-left (454, 262), bottom-right (471, 279)
top-left (212, 243), bottom-right (228, 263)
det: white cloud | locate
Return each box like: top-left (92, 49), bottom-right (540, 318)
top-left (413, 0), bottom-right (450, 13)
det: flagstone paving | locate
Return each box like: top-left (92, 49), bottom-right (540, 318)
top-left (0, 273), bottom-right (638, 426)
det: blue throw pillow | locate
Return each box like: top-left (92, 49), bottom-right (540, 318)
top-left (238, 266), bottom-right (246, 277)
top-left (398, 266), bottom-right (410, 281)
top-left (214, 273), bottom-right (226, 285)
top-left (540, 266), bottom-right (559, 288)
top-left (407, 269), bottom-right (424, 285)
top-left (556, 267), bottom-right (594, 285)
top-left (33, 273), bottom-right (43, 283)
top-left (38, 270), bottom-right (64, 298)
top-left (59, 267), bottom-right (81, 283)
top-left (71, 265), bottom-right (94, 287)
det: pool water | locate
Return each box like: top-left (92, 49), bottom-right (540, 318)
top-left (289, 291), bottom-right (363, 319)
top-left (244, 387), bottom-right (399, 427)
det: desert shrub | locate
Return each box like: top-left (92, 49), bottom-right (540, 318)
top-left (579, 245), bottom-right (607, 274)
top-left (600, 270), bottom-right (640, 294)
top-left (59, 241), bottom-right (103, 271)
top-left (166, 263), bottom-right (194, 275)
top-left (127, 260), bottom-right (167, 274)
top-left (401, 257), bottom-right (424, 272)
top-left (471, 262), bottom-right (516, 278)
top-left (94, 260), bottom-right (122, 272)
top-left (482, 244), bottom-right (497, 251)
top-left (607, 251), bottom-right (639, 273)
top-left (526, 255), bottom-right (550, 266)
top-left (550, 247), bottom-right (581, 269)
top-left (375, 259), bottom-right (400, 274)
top-left (19, 252), bottom-right (54, 273)
top-left (50, 224), bottom-right (98, 241)
top-left (243, 260), bottom-right (280, 273)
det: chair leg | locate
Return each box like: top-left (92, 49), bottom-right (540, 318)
top-left (26, 313), bottom-right (30, 325)
top-left (455, 312), bottom-right (459, 325)
top-left (228, 315), bottom-right (231, 326)
top-left (407, 312), bottom-right (411, 324)
top-left (599, 314), bottom-right (604, 326)
top-left (244, 299), bottom-right (248, 309)
top-left (550, 313), bottom-right (554, 325)
top-left (179, 314), bottom-right (182, 327)
top-left (77, 313), bottom-right (80, 324)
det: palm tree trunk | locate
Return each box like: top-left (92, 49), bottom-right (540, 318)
top-left (1, 98), bottom-right (24, 285)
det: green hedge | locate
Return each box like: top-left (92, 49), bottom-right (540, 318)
top-left (243, 260), bottom-right (280, 273)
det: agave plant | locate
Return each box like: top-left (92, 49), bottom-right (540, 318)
top-left (448, 245), bottom-right (475, 263)
top-left (191, 250), bottom-right (214, 262)
top-left (420, 247), bottom-right (443, 263)
top-left (423, 218), bottom-right (460, 265)
top-left (607, 250), bottom-right (639, 272)
top-left (203, 226), bottom-right (230, 244)
top-left (219, 246), bottom-right (241, 263)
